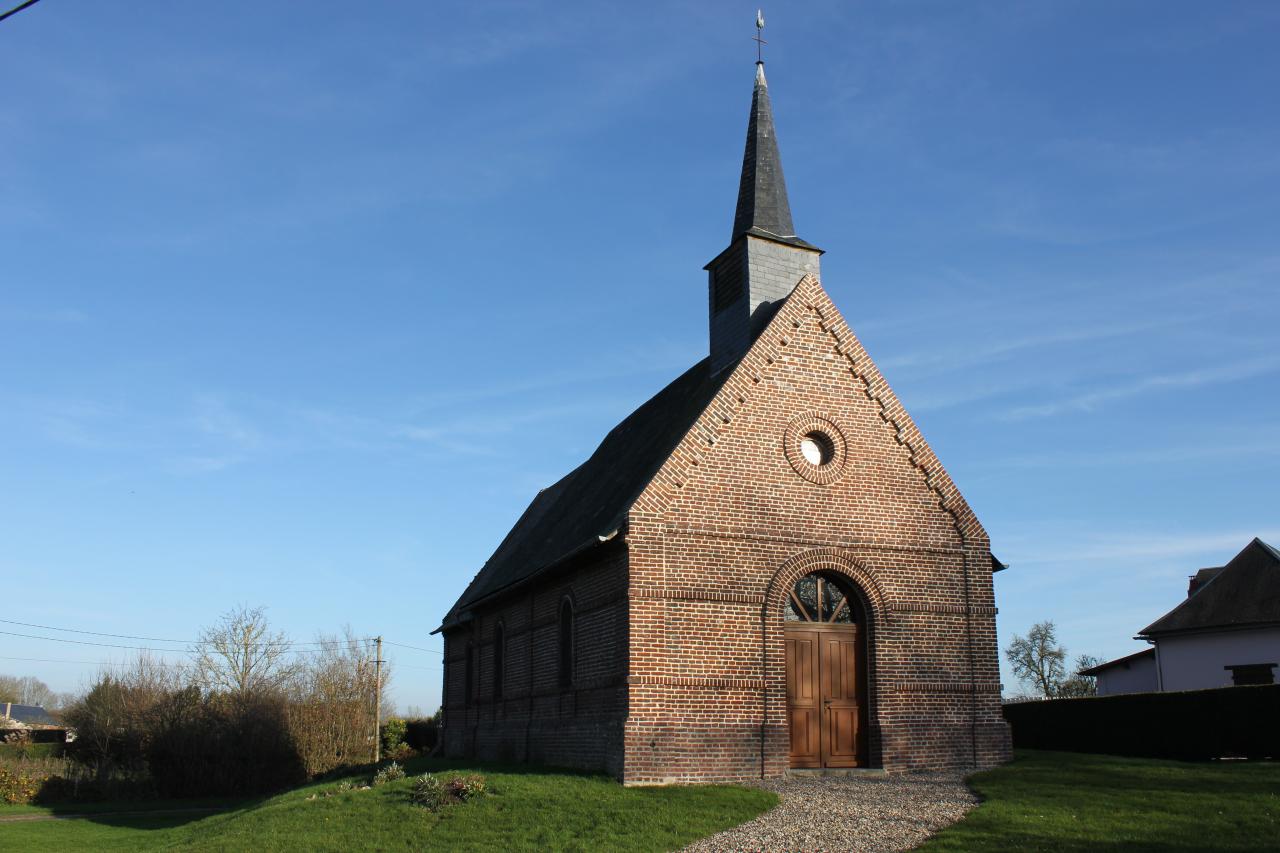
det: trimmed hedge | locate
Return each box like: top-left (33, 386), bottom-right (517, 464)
top-left (403, 717), bottom-right (439, 753)
top-left (0, 742), bottom-right (63, 760)
top-left (1003, 683), bottom-right (1280, 760)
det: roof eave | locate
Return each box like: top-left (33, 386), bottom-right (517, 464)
top-left (432, 528), bottom-right (627, 635)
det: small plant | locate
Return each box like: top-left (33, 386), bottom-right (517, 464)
top-left (411, 771), bottom-right (488, 811)
top-left (447, 773), bottom-right (487, 800)
top-left (372, 761), bottom-right (405, 786)
top-left (411, 772), bottom-right (447, 810)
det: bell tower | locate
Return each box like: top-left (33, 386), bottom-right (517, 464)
top-left (706, 52), bottom-right (822, 373)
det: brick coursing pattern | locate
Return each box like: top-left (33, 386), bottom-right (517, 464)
top-left (441, 275), bottom-right (1011, 783)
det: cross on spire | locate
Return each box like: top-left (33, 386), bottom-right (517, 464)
top-left (753, 9), bottom-right (767, 63)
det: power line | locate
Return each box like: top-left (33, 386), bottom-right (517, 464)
top-left (0, 628), bottom-right (375, 656)
top-left (0, 655), bottom-right (190, 669)
top-left (0, 0), bottom-right (42, 25)
top-left (0, 629), bottom-right (189, 653)
top-left (0, 618), bottom-right (373, 649)
top-left (382, 640), bottom-right (443, 655)
top-left (0, 618), bottom-right (201, 645)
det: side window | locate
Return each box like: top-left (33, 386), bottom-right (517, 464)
top-left (464, 642), bottom-right (475, 705)
top-left (1225, 663), bottom-right (1276, 686)
top-left (559, 598), bottom-right (575, 689)
top-left (493, 623), bottom-right (505, 699)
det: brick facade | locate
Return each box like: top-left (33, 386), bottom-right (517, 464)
top-left (441, 275), bottom-right (1012, 783)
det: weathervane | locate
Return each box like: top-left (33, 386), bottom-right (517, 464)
top-left (754, 9), bottom-right (767, 63)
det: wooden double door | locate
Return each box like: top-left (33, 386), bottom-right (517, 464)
top-left (786, 623), bottom-right (866, 768)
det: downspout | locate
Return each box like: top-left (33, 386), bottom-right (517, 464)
top-left (963, 550), bottom-right (977, 767)
top-left (1152, 639), bottom-right (1164, 692)
top-left (760, 598), bottom-right (768, 779)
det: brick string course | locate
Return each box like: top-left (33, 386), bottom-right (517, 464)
top-left (441, 276), bottom-right (1012, 783)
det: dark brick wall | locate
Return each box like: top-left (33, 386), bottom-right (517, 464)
top-left (441, 547), bottom-right (629, 776)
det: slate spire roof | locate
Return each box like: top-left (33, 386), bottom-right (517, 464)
top-left (731, 63), bottom-right (812, 249)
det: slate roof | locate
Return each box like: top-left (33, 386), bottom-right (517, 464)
top-left (1139, 538), bottom-right (1280, 637)
top-left (2, 704), bottom-right (59, 726)
top-left (732, 63), bottom-right (816, 250)
top-left (437, 356), bottom-right (734, 630)
top-left (1078, 648), bottom-right (1154, 676)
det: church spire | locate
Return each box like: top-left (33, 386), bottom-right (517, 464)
top-left (704, 19), bottom-right (822, 373)
top-left (732, 62), bottom-right (797, 242)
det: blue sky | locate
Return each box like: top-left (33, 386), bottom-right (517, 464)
top-left (2, 1), bottom-right (1277, 712)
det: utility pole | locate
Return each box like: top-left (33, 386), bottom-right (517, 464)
top-left (374, 635), bottom-right (383, 763)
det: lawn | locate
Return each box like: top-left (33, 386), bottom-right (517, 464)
top-left (923, 750), bottom-right (1280, 852)
top-left (0, 756), bottom-right (777, 853)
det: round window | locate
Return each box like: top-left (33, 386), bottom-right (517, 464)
top-left (784, 413), bottom-right (848, 484)
top-left (799, 431), bottom-right (835, 466)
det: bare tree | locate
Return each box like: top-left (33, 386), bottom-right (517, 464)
top-left (1057, 654), bottom-right (1102, 698)
top-left (0, 674), bottom-right (61, 707)
top-left (1006, 621), bottom-right (1067, 698)
top-left (286, 629), bottom-right (387, 774)
top-left (193, 605), bottom-right (300, 697)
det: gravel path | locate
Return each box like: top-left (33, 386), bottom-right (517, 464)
top-left (683, 773), bottom-right (977, 853)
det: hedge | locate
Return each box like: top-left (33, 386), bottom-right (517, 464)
top-left (0, 742), bottom-right (64, 759)
top-left (403, 717), bottom-right (439, 753)
top-left (1003, 683), bottom-right (1280, 760)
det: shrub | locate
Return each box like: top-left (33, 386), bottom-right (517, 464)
top-left (142, 687), bottom-right (306, 798)
top-left (381, 718), bottom-right (407, 754)
top-left (0, 767), bottom-right (41, 805)
top-left (403, 714), bottom-right (440, 753)
top-left (384, 742), bottom-right (415, 762)
top-left (411, 773), bottom-right (447, 810)
top-left (372, 761), bottom-right (405, 786)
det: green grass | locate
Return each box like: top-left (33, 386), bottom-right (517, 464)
top-left (0, 756), bottom-right (777, 852)
top-left (923, 750), bottom-right (1280, 852)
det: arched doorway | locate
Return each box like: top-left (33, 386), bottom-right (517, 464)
top-left (784, 572), bottom-right (869, 768)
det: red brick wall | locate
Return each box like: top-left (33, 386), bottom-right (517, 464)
top-left (442, 275), bottom-right (1011, 783)
top-left (623, 275), bottom-right (1010, 783)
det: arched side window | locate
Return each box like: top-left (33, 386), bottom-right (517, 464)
top-left (493, 622), bottom-right (505, 700)
top-left (785, 572), bottom-right (860, 623)
top-left (558, 598), bottom-right (574, 689)
top-left (464, 641), bottom-right (475, 706)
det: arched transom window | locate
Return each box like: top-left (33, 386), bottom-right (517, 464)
top-left (786, 573), bottom-right (857, 623)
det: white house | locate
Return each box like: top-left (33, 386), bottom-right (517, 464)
top-left (1082, 538), bottom-right (1280, 696)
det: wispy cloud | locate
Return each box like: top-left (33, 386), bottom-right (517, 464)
top-left (985, 436), bottom-right (1280, 470)
top-left (999, 355), bottom-right (1280, 421)
top-left (1012, 529), bottom-right (1280, 567)
top-left (879, 316), bottom-right (1185, 375)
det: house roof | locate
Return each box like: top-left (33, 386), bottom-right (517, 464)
top-left (2, 704), bottom-right (59, 727)
top-left (1078, 648), bottom-right (1154, 676)
top-left (437, 355), bottom-right (734, 631)
top-left (1139, 538), bottom-right (1280, 637)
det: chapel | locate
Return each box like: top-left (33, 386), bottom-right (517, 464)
top-left (435, 50), bottom-right (1012, 783)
